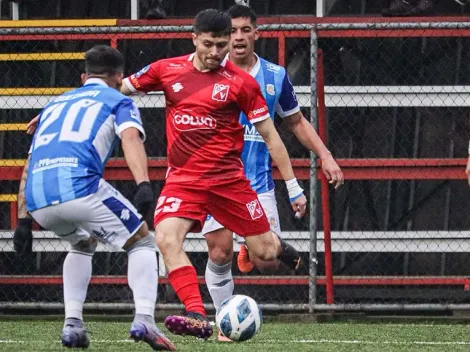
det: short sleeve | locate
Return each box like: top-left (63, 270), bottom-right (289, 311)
top-left (275, 70), bottom-right (300, 118)
top-left (237, 75), bottom-right (270, 124)
top-left (122, 61), bottom-right (163, 94)
top-left (113, 98), bottom-right (146, 141)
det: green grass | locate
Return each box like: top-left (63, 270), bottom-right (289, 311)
top-left (1, 320), bottom-right (470, 351)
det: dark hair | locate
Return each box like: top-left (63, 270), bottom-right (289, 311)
top-left (193, 9), bottom-right (231, 37)
top-left (85, 45), bottom-right (124, 76)
top-left (226, 4), bottom-right (257, 26)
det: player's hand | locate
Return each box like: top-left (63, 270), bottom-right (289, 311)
top-left (26, 115), bottom-right (39, 135)
top-left (321, 154), bottom-right (344, 189)
top-left (286, 178), bottom-right (307, 219)
top-left (13, 218), bottom-right (33, 256)
top-left (465, 156), bottom-right (470, 187)
top-left (133, 181), bottom-right (155, 224)
top-left (291, 193), bottom-right (307, 219)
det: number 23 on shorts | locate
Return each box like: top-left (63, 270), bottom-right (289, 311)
top-left (154, 196), bottom-right (182, 216)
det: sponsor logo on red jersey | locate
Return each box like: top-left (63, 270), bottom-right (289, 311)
top-left (211, 83), bottom-right (230, 102)
top-left (248, 105), bottom-right (268, 119)
top-left (168, 63), bottom-right (183, 69)
top-left (173, 113), bottom-right (217, 131)
top-left (246, 199), bottom-right (264, 220)
top-left (130, 75), bottom-right (141, 89)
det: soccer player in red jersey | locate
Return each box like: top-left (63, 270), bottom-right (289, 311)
top-left (121, 9), bottom-right (307, 340)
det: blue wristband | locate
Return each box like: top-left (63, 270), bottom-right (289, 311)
top-left (289, 192), bottom-right (304, 203)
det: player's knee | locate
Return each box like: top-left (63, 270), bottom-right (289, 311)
top-left (205, 228), bottom-right (233, 265)
top-left (71, 237), bottom-right (97, 255)
top-left (253, 249), bottom-right (277, 262)
top-left (155, 229), bottom-right (178, 255)
top-left (125, 233), bottom-right (156, 254)
top-left (249, 242), bottom-right (278, 262)
top-left (123, 222), bottom-right (150, 250)
top-left (209, 245), bottom-right (233, 265)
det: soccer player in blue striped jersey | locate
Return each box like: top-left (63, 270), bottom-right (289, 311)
top-left (202, 5), bottom-right (344, 341)
top-left (14, 46), bottom-right (175, 351)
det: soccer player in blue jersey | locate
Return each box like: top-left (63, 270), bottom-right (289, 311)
top-left (202, 5), bottom-right (344, 341)
top-left (13, 46), bottom-right (175, 351)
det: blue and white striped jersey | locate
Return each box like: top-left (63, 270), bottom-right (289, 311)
top-left (25, 78), bottom-right (145, 212)
top-left (239, 55), bottom-right (300, 193)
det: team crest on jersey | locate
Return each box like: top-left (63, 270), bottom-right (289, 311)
top-left (135, 65), bottom-right (150, 78)
top-left (246, 199), bottom-right (264, 220)
top-left (266, 84), bottom-right (275, 96)
top-left (212, 83), bottom-right (230, 102)
top-left (269, 216), bottom-right (278, 229)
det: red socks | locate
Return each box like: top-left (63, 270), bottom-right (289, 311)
top-left (168, 265), bottom-right (206, 317)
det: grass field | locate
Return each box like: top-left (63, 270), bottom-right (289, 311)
top-left (1, 320), bottom-right (470, 351)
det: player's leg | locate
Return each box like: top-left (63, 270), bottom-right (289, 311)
top-left (84, 180), bottom-right (174, 351)
top-left (236, 190), bottom-right (280, 273)
top-left (238, 190), bottom-right (302, 272)
top-left (154, 185), bottom-right (213, 339)
top-left (63, 234), bottom-right (96, 332)
top-left (202, 218), bottom-right (235, 342)
top-left (208, 180), bottom-right (279, 272)
top-left (208, 178), bottom-right (296, 273)
top-left (244, 231), bottom-right (281, 272)
top-left (30, 207), bottom-right (93, 349)
top-left (202, 216), bottom-right (235, 308)
top-left (121, 223), bottom-right (175, 351)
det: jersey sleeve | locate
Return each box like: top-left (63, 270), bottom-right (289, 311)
top-left (113, 98), bottom-right (146, 141)
top-left (275, 70), bottom-right (300, 118)
top-left (238, 75), bottom-right (270, 124)
top-left (122, 60), bottom-right (163, 94)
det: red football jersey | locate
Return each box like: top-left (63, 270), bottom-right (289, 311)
top-left (123, 53), bottom-right (270, 183)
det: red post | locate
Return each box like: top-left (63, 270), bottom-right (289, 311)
top-left (110, 36), bottom-right (118, 49)
top-left (10, 201), bottom-right (17, 229)
top-left (278, 34), bottom-right (285, 67)
top-left (317, 49), bottom-right (334, 304)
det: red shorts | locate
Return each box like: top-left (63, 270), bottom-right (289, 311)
top-left (153, 178), bottom-right (270, 236)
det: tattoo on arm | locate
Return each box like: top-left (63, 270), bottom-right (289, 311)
top-left (18, 156), bottom-right (31, 219)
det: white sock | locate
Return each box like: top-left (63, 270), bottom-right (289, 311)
top-left (63, 251), bottom-right (92, 321)
top-left (205, 259), bottom-right (234, 309)
top-left (128, 248), bottom-right (158, 318)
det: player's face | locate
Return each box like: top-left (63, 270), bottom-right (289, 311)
top-left (230, 17), bottom-right (258, 60)
top-left (192, 32), bottom-right (230, 71)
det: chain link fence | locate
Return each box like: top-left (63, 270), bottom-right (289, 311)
top-left (315, 22), bottom-right (470, 309)
top-left (0, 21), bottom-right (469, 313)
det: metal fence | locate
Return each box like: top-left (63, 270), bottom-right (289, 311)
top-left (0, 19), bottom-right (469, 313)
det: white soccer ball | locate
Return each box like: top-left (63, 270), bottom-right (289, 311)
top-left (216, 294), bottom-right (262, 341)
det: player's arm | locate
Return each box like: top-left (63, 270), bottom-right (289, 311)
top-left (114, 99), bottom-right (154, 220)
top-left (121, 128), bottom-right (149, 184)
top-left (238, 75), bottom-right (307, 216)
top-left (253, 117), bottom-right (306, 218)
top-left (284, 111), bottom-right (344, 189)
top-left (121, 61), bottom-right (163, 96)
top-left (277, 71), bottom-right (344, 189)
top-left (18, 155), bottom-right (31, 220)
top-left (13, 154), bottom-right (33, 255)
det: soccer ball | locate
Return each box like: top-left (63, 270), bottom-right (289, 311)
top-left (216, 294), bottom-right (262, 341)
